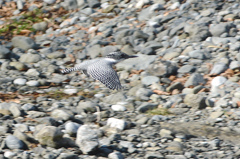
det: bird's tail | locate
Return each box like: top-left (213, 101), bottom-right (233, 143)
top-left (61, 67), bottom-right (80, 74)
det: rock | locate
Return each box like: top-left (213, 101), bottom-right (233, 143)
top-left (0, 45), bottom-right (10, 59)
top-left (188, 50), bottom-right (206, 60)
top-left (210, 63), bottom-right (228, 75)
top-left (12, 36), bottom-right (37, 51)
top-left (166, 82), bottom-right (184, 92)
top-left (137, 102), bottom-right (158, 113)
top-left (178, 65), bottom-right (196, 73)
top-left (160, 129), bottom-right (173, 138)
top-left (44, 0), bottom-right (56, 4)
top-left (147, 60), bottom-right (178, 77)
top-left (184, 94), bottom-right (207, 109)
top-left (108, 151), bottom-right (124, 159)
top-left (62, 0), bottom-right (78, 10)
top-left (47, 51), bottom-right (65, 59)
top-left (32, 21), bottom-right (48, 31)
top-left (76, 125), bottom-right (99, 154)
top-left (5, 135), bottom-right (25, 150)
top-left (211, 76), bottom-right (227, 87)
top-left (77, 101), bottom-right (98, 113)
top-left (111, 105), bottom-right (127, 112)
top-left (51, 109), bottom-right (73, 121)
top-left (104, 92), bottom-right (127, 105)
top-left (136, 88), bottom-right (154, 100)
top-left (184, 73), bottom-right (206, 87)
top-left (9, 103), bottom-right (23, 117)
top-left (63, 88), bottom-right (78, 95)
top-left (26, 80), bottom-right (40, 87)
top-left (35, 126), bottom-right (64, 148)
top-left (13, 78), bottom-right (27, 86)
top-left (209, 23), bottom-right (230, 37)
top-left (24, 68), bottom-right (40, 77)
top-left (145, 152), bottom-right (164, 159)
top-left (9, 62), bottom-right (28, 71)
top-left (116, 54), bottom-right (156, 71)
top-left (65, 122), bottom-right (81, 136)
top-left (19, 53), bottom-right (41, 63)
top-left (141, 76), bottom-right (160, 86)
top-left (210, 111), bottom-right (224, 119)
top-left (107, 118), bottom-right (127, 131)
top-left (230, 61), bottom-right (240, 70)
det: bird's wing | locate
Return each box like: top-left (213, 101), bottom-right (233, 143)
top-left (87, 63), bottom-right (122, 90)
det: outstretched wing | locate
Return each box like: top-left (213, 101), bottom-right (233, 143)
top-left (87, 63), bottom-right (122, 90)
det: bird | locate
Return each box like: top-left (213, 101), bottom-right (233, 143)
top-left (61, 51), bottom-right (137, 90)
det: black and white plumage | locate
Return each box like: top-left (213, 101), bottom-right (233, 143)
top-left (61, 51), bottom-right (137, 90)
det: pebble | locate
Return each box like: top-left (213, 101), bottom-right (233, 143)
top-left (12, 36), bottom-right (37, 51)
top-left (13, 78), bottom-right (27, 86)
top-left (65, 122), bottom-right (81, 136)
top-left (26, 80), bottom-right (40, 87)
top-left (107, 118), bottom-right (127, 131)
top-left (111, 105), bottom-right (127, 112)
top-left (5, 135), bottom-right (25, 150)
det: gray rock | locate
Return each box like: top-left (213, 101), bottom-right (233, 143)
top-left (104, 92), bottom-right (127, 105)
top-left (32, 22), bottom-right (48, 31)
top-left (137, 102), bottom-right (158, 113)
top-left (116, 54), bottom-right (156, 71)
top-left (21, 103), bottom-right (36, 111)
top-left (5, 135), bottom-right (25, 149)
top-left (86, 44), bottom-right (101, 58)
top-left (188, 50), bottom-right (206, 60)
top-left (108, 151), bottom-right (124, 159)
top-left (166, 82), bottom-right (184, 92)
top-left (145, 152), bottom-right (164, 159)
top-left (148, 60), bottom-right (178, 77)
top-left (184, 73), bottom-right (206, 87)
top-left (160, 129), bottom-right (173, 138)
top-left (101, 46), bottom-right (118, 57)
top-left (184, 23), bottom-right (210, 42)
top-left (0, 45), bottom-right (10, 59)
top-left (65, 122), bottom-right (81, 136)
top-left (44, 0), bottom-right (56, 4)
top-left (141, 76), bottom-right (160, 86)
top-left (76, 125), bottom-right (99, 154)
top-left (162, 52), bottom-right (180, 60)
top-left (9, 62), bottom-right (28, 71)
top-left (178, 65), bottom-right (195, 73)
top-left (12, 36), bottom-right (37, 51)
top-left (51, 109), bottom-right (73, 121)
top-left (136, 88), bottom-right (154, 100)
top-left (35, 126), bottom-right (64, 148)
top-left (77, 101), bottom-right (98, 113)
top-left (88, 0), bottom-right (100, 8)
top-left (19, 53), bottom-right (41, 63)
top-left (230, 42), bottom-right (240, 51)
top-left (24, 69), bottom-right (40, 77)
top-left (209, 23), bottom-right (230, 37)
top-left (9, 103), bottom-right (23, 117)
top-left (47, 51), bottom-right (65, 59)
top-left (230, 61), bottom-right (240, 70)
top-left (61, 0), bottom-right (78, 10)
top-left (184, 94), bottom-right (207, 109)
top-left (210, 63), bottom-right (228, 75)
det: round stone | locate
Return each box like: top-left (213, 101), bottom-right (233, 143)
top-left (13, 78), bottom-right (27, 86)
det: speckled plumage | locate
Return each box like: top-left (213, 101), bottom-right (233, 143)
top-left (61, 51), bottom-right (136, 90)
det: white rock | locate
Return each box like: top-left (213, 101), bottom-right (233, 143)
top-left (26, 80), bottom-right (39, 87)
top-left (211, 76), bottom-right (227, 87)
top-left (4, 151), bottom-right (16, 158)
top-left (168, 2), bottom-right (180, 10)
top-left (111, 105), bottom-right (127, 112)
top-left (135, 0), bottom-right (150, 8)
top-left (107, 118), bottom-right (127, 130)
top-left (63, 88), bottom-right (78, 95)
top-left (24, 68), bottom-right (40, 76)
top-left (13, 78), bottom-right (27, 86)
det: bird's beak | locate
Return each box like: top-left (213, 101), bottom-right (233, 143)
top-left (128, 55), bottom-right (137, 58)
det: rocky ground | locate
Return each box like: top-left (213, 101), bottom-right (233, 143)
top-left (1, 0), bottom-right (240, 158)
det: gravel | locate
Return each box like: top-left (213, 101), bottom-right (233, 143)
top-left (1, 0), bottom-right (240, 158)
